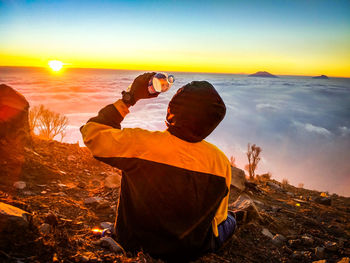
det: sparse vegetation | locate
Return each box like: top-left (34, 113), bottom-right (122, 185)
top-left (246, 143), bottom-right (262, 180)
top-left (298, 183), bottom-right (304, 188)
top-left (29, 105), bottom-right (68, 141)
top-left (257, 173), bottom-right (271, 181)
top-left (282, 178), bottom-right (289, 185)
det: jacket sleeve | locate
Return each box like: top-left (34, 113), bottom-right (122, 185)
top-left (80, 99), bottom-right (134, 168)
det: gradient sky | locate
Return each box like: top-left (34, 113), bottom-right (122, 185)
top-left (1, 0), bottom-right (350, 76)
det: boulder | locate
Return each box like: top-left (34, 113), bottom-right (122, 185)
top-left (0, 202), bottom-right (32, 249)
top-left (0, 84), bottom-right (30, 143)
top-left (230, 166), bottom-right (246, 190)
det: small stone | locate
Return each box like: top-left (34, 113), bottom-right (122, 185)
top-left (288, 239), bottom-right (302, 248)
top-left (292, 251), bottom-right (302, 259)
top-left (272, 234), bottom-right (286, 246)
top-left (271, 206), bottom-right (281, 212)
top-left (52, 192), bottom-right (67, 197)
top-left (301, 235), bottom-right (314, 246)
top-left (39, 223), bottom-right (51, 235)
top-left (314, 196), bottom-right (332, 206)
top-left (45, 212), bottom-right (58, 227)
top-left (41, 191), bottom-right (47, 194)
top-left (13, 181), bottom-right (26, 189)
top-left (324, 241), bottom-right (338, 252)
top-left (313, 260), bottom-right (326, 263)
top-left (262, 228), bottom-right (274, 239)
top-left (84, 197), bottom-right (103, 205)
top-left (58, 183), bottom-right (67, 187)
top-left (99, 237), bottom-right (123, 253)
top-left (267, 181), bottom-right (281, 190)
top-left (100, 222), bottom-right (113, 230)
top-left (67, 155), bottom-right (76, 161)
top-left (23, 191), bottom-right (34, 196)
top-left (104, 174), bottom-right (121, 189)
top-left (315, 247), bottom-right (325, 258)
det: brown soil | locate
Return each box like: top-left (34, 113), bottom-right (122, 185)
top-left (0, 137), bottom-right (349, 262)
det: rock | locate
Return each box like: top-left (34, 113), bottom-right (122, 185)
top-left (100, 222), bottom-right (113, 230)
top-left (67, 155), bottom-right (76, 161)
top-left (266, 181), bottom-right (281, 190)
top-left (98, 237), bottom-right (123, 253)
top-left (45, 212), bottom-right (58, 227)
top-left (84, 197), bottom-right (103, 205)
top-left (324, 241), bottom-right (338, 252)
top-left (314, 247), bottom-right (325, 258)
top-left (314, 196), bottom-right (332, 206)
top-left (271, 206), bottom-right (281, 212)
top-left (248, 71), bottom-right (278, 78)
top-left (104, 173), bottom-right (121, 189)
top-left (301, 235), bottom-right (314, 246)
top-left (288, 239), bottom-right (302, 248)
top-left (272, 234), bottom-right (286, 246)
top-left (0, 202), bottom-right (31, 230)
top-left (230, 166), bottom-right (246, 190)
top-left (312, 75), bottom-right (329, 79)
top-left (39, 223), bottom-right (51, 235)
top-left (13, 181), bottom-right (26, 189)
top-left (229, 194), bottom-right (261, 222)
top-left (337, 258), bottom-right (350, 263)
top-left (52, 192), bottom-right (67, 197)
top-left (0, 84), bottom-right (30, 143)
top-left (261, 228), bottom-right (274, 239)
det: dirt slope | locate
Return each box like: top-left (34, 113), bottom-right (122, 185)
top-left (0, 138), bottom-right (349, 262)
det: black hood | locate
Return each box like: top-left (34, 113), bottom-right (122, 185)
top-left (166, 81), bottom-right (226, 143)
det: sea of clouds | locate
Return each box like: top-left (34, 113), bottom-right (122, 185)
top-left (1, 67), bottom-right (349, 196)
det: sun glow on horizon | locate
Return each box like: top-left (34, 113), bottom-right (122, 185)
top-left (48, 60), bottom-right (63, 72)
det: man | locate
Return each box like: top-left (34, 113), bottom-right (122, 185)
top-left (80, 73), bottom-right (236, 260)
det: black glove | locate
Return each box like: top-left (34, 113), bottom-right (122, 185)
top-left (122, 72), bottom-right (158, 106)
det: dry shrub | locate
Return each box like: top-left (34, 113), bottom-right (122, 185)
top-left (29, 105), bottom-right (68, 141)
top-left (298, 183), bottom-right (304, 188)
top-left (257, 173), bottom-right (271, 181)
top-left (282, 178), bottom-right (289, 185)
top-left (246, 143), bottom-right (262, 180)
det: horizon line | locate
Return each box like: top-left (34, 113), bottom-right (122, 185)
top-left (0, 65), bottom-right (349, 79)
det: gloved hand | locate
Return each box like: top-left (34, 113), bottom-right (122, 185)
top-left (123, 72), bottom-right (158, 106)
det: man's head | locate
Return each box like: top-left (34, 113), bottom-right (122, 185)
top-left (166, 81), bottom-right (226, 142)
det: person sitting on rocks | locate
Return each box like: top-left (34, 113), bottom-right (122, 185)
top-left (80, 73), bottom-right (236, 261)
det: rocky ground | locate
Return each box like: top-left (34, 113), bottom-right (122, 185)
top-left (0, 137), bottom-right (350, 263)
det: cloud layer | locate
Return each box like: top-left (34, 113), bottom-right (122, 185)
top-left (1, 68), bottom-right (350, 196)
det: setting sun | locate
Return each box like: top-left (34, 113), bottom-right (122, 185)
top-left (48, 60), bottom-right (63, 72)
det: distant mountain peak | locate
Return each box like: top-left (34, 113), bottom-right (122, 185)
top-left (312, 75), bottom-right (329, 79)
top-left (248, 71), bottom-right (278, 78)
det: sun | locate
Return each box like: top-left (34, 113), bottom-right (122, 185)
top-left (48, 60), bottom-right (63, 72)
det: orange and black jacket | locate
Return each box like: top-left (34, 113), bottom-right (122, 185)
top-left (81, 82), bottom-right (231, 260)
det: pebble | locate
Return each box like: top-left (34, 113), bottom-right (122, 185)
top-left (301, 235), bottom-right (314, 246)
top-left (314, 196), bottom-right (332, 206)
top-left (288, 239), bottom-right (302, 248)
top-left (261, 228), bottom-right (274, 239)
top-left (314, 246), bottom-right (325, 258)
top-left (324, 241), bottom-right (338, 252)
top-left (98, 237), bottom-right (123, 253)
top-left (272, 234), bottom-right (286, 246)
top-left (84, 197), bottom-right (103, 205)
top-left (13, 181), bottom-right (26, 189)
top-left (41, 191), bottom-right (47, 194)
top-left (312, 260), bottom-right (326, 263)
top-left (271, 206), bottom-right (281, 212)
top-left (39, 223), bottom-right (51, 235)
top-left (100, 222), bottom-right (113, 230)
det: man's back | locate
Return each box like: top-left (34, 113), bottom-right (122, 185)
top-left (82, 124), bottom-right (231, 258)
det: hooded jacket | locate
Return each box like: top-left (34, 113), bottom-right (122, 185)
top-left (80, 81), bottom-right (231, 260)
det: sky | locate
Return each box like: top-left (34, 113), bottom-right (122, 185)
top-left (0, 0), bottom-right (350, 76)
